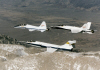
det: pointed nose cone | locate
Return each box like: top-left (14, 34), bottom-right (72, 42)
top-left (14, 25), bottom-right (21, 28)
top-left (14, 24), bottom-right (27, 28)
top-left (14, 25), bottom-right (19, 28)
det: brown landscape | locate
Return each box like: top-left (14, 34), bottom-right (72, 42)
top-left (0, 1), bottom-right (100, 70)
top-left (0, 0), bottom-right (100, 52)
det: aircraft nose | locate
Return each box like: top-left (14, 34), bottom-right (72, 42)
top-left (14, 26), bottom-right (19, 28)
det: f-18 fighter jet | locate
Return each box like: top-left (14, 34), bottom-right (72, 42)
top-left (51, 22), bottom-right (95, 34)
top-left (14, 21), bottom-right (48, 32)
top-left (26, 40), bottom-right (76, 53)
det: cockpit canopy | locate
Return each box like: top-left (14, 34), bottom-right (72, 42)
top-left (14, 24), bottom-right (27, 27)
top-left (29, 40), bottom-right (35, 42)
top-left (58, 24), bottom-right (65, 26)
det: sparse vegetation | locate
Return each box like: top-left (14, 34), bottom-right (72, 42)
top-left (0, 34), bottom-right (30, 47)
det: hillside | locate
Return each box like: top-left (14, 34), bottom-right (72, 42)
top-left (0, 0), bottom-right (100, 11)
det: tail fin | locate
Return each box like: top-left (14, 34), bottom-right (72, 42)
top-left (39, 21), bottom-right (47, 32)
top-left (39, 21), bottom-right (47, 29)
top-left (66, 40), bottom-right (76, 48)
top-left (81, 22), bottom-right (91, 30)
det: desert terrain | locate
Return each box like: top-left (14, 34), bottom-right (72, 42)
top-left (0, 0), bottom-right (100, 52)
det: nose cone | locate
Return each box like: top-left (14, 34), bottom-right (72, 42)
top-left (14, 25), bottom-right (26, 29)
top-left (14, 25), bottom-right (20, 28)
top-left (26, 42), bottom-right (33, 45)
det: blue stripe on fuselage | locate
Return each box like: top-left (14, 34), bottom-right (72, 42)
top-left (27, 43), bottom-right (72, 51)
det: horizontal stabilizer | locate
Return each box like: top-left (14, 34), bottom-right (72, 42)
top-left (46, 47), bottom-right (57, 53)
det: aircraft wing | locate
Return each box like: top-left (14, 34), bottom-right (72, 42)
top-left (28, 29), bottom-right (36, 32)
top-left (40, 30), bottom-right (46, 32)
top-left (46, 47), bottom-right (57, 53)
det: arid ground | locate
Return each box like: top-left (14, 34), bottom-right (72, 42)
top-left (0, 3), bottom-right (100, 52)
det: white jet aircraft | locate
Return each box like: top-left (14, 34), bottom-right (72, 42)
top-left (14, 21), bottom-right (48, 32)
top-left (51, 22), bottom-right (95, 34)
top-left (26, 40), bottom-right (76, 53)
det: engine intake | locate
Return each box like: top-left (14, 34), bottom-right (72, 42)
top-left (91, 30), bottom-right (94, 33)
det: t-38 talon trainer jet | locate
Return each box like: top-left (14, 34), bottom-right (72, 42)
top-left (14, 21), bottom-right (48, 32)
top-left (26, 40), bottom-right (76, 53)
top-left (51, 22), bottom-right (95, 34)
